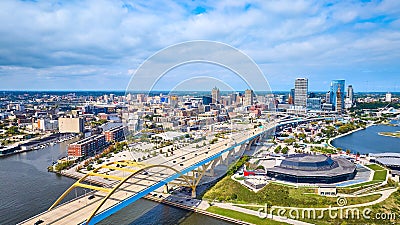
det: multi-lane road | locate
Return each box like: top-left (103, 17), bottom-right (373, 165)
top-left (20, 122), bottom-right (275, 225)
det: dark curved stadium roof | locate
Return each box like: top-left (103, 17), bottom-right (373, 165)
top-left (267, 154), bottom-right (357, 183)
top-left (280, 154), bottom-right (337, 171)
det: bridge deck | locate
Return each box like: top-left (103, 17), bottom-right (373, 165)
top-left (19, 123), bottom-right (280, 225)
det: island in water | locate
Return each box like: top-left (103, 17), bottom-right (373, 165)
top-left (378, 131), bottom-right (400, 138)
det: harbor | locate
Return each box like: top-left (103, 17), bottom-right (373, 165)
top-left (0, 133), bottom-right (77, 157)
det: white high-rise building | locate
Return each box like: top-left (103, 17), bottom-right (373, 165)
top-left (386, 92), bottom-right (392, 102)
top-left (294, 78), bottom-right (308, 108)
top-left (126, 93), bottom-right (132, 101)
top-left (345, 85), bottom-right (355, 109)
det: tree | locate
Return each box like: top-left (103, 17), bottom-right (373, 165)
top-left (256, 165), bottom-right (265, 170)
top-left (284, 138), bottom-right (295, 145)
top-left (86, 164), bottom-right (93, 171)
top-left (6, 126), bottom-right (20, 135)
top-left (274, 145), bottom-right (281, 154)
top-left (281, 146), bottom-right (289, 154)
top-left (231, 193), bottom-right (238, 200)
top-left (346, 149), bottom-right (351, 155)
top-left (297, 133), bottom-right (306, 139)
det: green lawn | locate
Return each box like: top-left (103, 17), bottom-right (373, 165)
top-left (203, 176), bottom-right (381, 207)
top-left (339, 164), bottom-right (387, 191)
top-left (373, 170), bottom-right (387, 181)
top-left (298, 190), bottom-right (400, 225)
top-left (339, 180), bottom-right (381, 191)
top-left (366, 164), bottom-right (385, 171)
top-left (206, 206), bottom-right (288, 225)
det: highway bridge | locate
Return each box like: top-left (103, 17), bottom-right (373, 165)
top-left (20, 117), bottom-right (331, 225)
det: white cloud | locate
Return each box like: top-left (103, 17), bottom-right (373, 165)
top-left (0, 0), bottom-right (399, 91)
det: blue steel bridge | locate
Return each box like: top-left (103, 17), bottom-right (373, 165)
top-left (19, 117), bottom-right (329, 225)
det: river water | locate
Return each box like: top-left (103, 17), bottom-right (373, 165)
top-left (332, 124), bottom-right (400, 154)
top-left (0, 138), bottom-right (231, 225)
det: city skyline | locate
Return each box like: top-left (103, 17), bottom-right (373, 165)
top-left (0, 1), bottom-right (400, 92)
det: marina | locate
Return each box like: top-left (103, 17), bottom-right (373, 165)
top-left (0, 133), bottom-right (77, 157)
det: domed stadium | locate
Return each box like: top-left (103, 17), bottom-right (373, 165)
top-left (267, 154), bottom-right (357, 184)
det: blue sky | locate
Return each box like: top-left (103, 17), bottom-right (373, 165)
top-left (0, 0), bottom-right (399, 92)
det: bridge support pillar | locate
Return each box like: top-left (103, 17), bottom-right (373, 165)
top-left (245, 142), bottom-right (252, 151)
top-left (205, 158), bottom-right (220, 177)
top-left (220, 154), bottom-right (229, 166)
top-left (191, 187), bottom-right (196, 198)
top-left (237, 144), bottom-right (246, 156)
top-left (205, 167), bottom-right (215, 176)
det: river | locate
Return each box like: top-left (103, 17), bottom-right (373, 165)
top-left (332, 124), bottom-right (400, 154)
top-left (0, 139), bottom-right (231, 225)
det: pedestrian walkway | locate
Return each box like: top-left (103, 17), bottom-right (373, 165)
top-left (213, 202), bottom-right (314, 225)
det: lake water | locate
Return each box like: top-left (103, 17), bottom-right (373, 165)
top-left (0, 138), bottom-right (231, 225)
top-left (332, 124), bottom-right (400, 154)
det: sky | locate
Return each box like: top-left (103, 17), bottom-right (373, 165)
top-left (0, 0), bottom-right (399, 92)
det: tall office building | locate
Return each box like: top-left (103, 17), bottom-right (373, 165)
top-left (345, 85), bottom-right (354, 109)
top-left (346, 85), bottom-right (354, 103)
top-left (244, 89), bottom-right (254, 106)
top-left (211, 87), bottom-right (220, 104)
top-left (325, 91), bottom-right (331, 104)
top-left (386, 92), bottom-right (392, 102)
top-left (170, 95), bottom-right (179, 108)
top-left (330, 80), bottom-right (345, 112)
top-left (126, 93), bottom-right (133, 102)
top-left (294, 78), bottom-right (308, 108)
top-left (336, 86), bottom-right (343, 114)
top-left (288, 88), bottom-right (295, 105)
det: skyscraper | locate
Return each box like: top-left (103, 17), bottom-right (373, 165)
top-left (244, 89), bottom-right (254, 106)
top-left (330, 80), bottom-right (345, 112)
top-left (294, 78), bottom-right (308, 108)
top-left (346, 85), bottom-right (354, 103)
top-left (336, 86), bottom-right (343, 114)
top-left (211, 87), bottom-right (220, 104)
top-left (386, 92), bottom-right (392, 102)
top-left (289, 88), bottom-right (295, 105)
top-left (325, 91), bottom-right (331, 104)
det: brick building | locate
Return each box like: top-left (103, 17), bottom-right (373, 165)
top-left (104, 126), bottom-right (125, 142)
top-left (67, 134), bottom-right (106, 157)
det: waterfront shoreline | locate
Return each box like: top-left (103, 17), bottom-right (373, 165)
top-left (0, 133), bottom-right (77, 158)
top-left (378, 132), bottom-right (400, 138)
top-left (328, 123), bottom-right (374, 149)
top-left (143, 195), bottom-right (250, 225)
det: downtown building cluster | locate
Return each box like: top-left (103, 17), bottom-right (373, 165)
top-left (0, 89), bottom-right (398, 157)
top-left (281, 78), bottom-right (357, 115)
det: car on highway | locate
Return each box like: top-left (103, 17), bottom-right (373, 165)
top-left (34, 219), bottom-right (44, 225)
